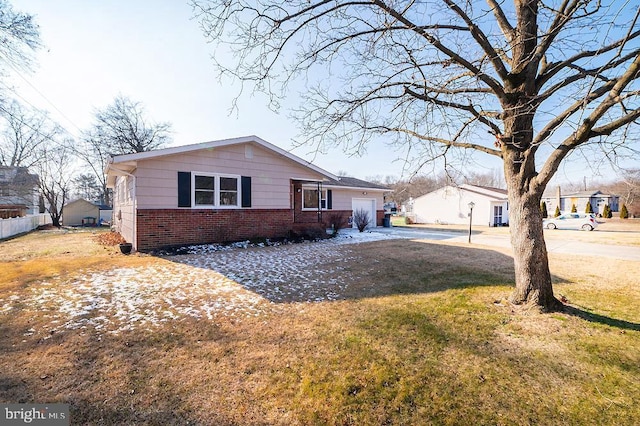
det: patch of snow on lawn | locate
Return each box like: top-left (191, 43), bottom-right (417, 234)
top-left (22, 264), bottom-right (268, 335)
top-left (6, 228), bottom-right (395, 336)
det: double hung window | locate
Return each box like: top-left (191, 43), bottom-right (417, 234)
top-left (193, 173), bottom-right (240, 207)
top-left (303, 188), bottom-right (327, 210)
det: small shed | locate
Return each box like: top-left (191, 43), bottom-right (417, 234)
top-left (63, 199), bottom-right (113, 226)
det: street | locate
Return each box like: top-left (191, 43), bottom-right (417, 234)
top-left (371, 226), bottom-right (640, 261)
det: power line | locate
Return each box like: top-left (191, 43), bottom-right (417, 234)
top-left (0, 54), bottom-right (85, 137)
top-left (0, 102), bottom-right (66, 148)
top-left (0, 79), bottom-right (80, 140)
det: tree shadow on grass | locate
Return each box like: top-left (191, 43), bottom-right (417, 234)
top-left (563, 305), bottom-right (640, 331)
top-left (158, 237), bottom-right (637, 328)
top-left (161, 238), bottom-right (520, 304)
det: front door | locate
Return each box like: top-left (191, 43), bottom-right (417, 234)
top-left (493, 205), bottom-right (503, 226)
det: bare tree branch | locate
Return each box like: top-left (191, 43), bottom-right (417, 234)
top-left (0, 100), bottom-right (60, 168)
top-left (192, 0), bottom-right (640, 310)
top-left (535, 53), bottom-right (640, 191)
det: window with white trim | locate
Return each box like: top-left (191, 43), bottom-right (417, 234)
top-left (193, 173), bottom-right (240, 207)
top-left (115, 176), bottom-right (131, 203)
top-left (219, 177), bottom-right (238, 206)
top-left (303, 188), bottom-right (327, 210)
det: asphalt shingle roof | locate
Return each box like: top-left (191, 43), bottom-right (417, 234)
top-left (326, 176), bottom-right (390, 190)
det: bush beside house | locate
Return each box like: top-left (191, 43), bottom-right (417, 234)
top-left (540, 201), bottom-right (548, 218)
top-left (620, 204), bottom-right (629, 219)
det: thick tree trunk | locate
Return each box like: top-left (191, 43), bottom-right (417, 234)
top-left (505, 179), bottom-right (563, 311)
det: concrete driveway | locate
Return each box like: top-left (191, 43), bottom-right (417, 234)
top-left (372, 226), bottom-right (640, 261)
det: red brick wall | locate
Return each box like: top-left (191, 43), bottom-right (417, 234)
top-left (136, 209), bottom-right (293, 251)
top-left (135, 208), bottom-right (383, 251)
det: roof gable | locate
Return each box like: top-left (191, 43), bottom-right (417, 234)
top-left (416, 184), bottom-right (508, 201)
top-left (461, 184), bottom-right (508, 198)
top-left (64, 199), bottom-right (112, 209)
top-left (64, 199), bottom-right (97, 209)
top-left (563, 190), bottom-right (611, 198)
top-left (542, 189), bottom-right (619, 198)
top-left (0, 166), bottom-right (38, 186)
top-left (106, 135), bottom-right (339, 181)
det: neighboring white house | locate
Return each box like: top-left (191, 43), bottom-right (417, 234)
top-left (412, 184), bottom-right (509, 227)
top-left (0, 166), bottom-right (40, 218)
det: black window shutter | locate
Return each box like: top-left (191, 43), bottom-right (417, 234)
top-left (327, 189), bottom-right (333, 209)
top-left (241, 176), bottom-right (252, 207)
top-left (178, 172), bottom-right (191, 207)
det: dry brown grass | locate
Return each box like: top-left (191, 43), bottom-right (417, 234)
top-left (0, 228), bottom-right (156, 292)
top-left (0, 230), bottom-right (638, 425)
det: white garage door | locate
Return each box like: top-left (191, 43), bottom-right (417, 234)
top-left (352, 198), bottom-right (376, 229)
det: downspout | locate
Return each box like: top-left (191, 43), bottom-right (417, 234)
top-left (317, 181), bottom-right (323, 223)
top-left (110, 166), bottom-right (137, 251)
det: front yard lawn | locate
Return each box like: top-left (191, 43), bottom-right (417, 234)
top-left (0, 228), bottom-right (638, 425)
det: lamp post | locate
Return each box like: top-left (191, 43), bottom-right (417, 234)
top-left (468, 201), bottom-right (475, 243)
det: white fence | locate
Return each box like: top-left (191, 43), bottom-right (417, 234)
top-left (0, 213), bottom-right (52, 240)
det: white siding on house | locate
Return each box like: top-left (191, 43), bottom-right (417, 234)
top-left (329, 187), bottom-right (384, 211)
top-left (112, 176), bottom-right (135, 244)
top-left (133, 143), bottom-right (327, 209)
top-left (413, 185), bottom-right (508, 226)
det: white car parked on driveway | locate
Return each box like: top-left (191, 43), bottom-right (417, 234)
top-left (543, 213), bottom-right (598, 231)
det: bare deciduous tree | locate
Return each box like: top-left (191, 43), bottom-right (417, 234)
top-left (0, 0), bottom-right (40, 78)
top-left (618, 170), bottom-right (640, 216)
top-left (88, 95), bottom-right (172, 154)
top-left (463, 170), bottom-right (505, 189)
top-left (78, 95), bottom-right (172, 205)
top-left (383, 173), bottom-right (452, 205)
top-left (600, 169), bottom-right (640, 216)
top-left (35, 141), bottom-right (74, 227)
top-left (192, 0), bottom-right (639, 311)
top-left (0, 101), bottom-right (64, 216)
top-left (0, 100), bottom-right (60, 168)
top-left (0, 0), bottom-right (42, 153)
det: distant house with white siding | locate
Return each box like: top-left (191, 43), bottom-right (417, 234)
top-left (412, 184), bottom-right (509, 227)
top-left (541, 187), bottom-right (619, 215)
top-left (0, 166), bottom-right (40, 218)
top-left (106, 135), bottom-right (388, 251)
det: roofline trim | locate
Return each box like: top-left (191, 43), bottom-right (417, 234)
top-left (108, 135), bottom-right (340, 181)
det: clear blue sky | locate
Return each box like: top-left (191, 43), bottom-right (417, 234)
top-left (9, 0), bottom-right (421, 180)
top-left (8, 0), bottom-right (615, 187)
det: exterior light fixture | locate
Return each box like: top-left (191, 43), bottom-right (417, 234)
top-left (468, 201), bottom-right (475, 243)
